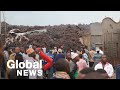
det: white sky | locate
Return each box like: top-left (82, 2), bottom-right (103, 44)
top-left (1, 11), bottom-right (120, 26)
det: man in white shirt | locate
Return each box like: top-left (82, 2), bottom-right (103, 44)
top-left (94, 55), bottom-right (114, 78)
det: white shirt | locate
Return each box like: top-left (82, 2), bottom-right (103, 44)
top-left (24, 57), bottom-right (41, 79)
top-left (42, 47), bottom-right (46, 53)
top-left (99, 50), bottom-right (104, 55)
top-left (4, 50), bottom-right (9, 61)
top-left (94, 62), bottom-right (114, 78)
top-left (21, 53), bottom-right (29, 60)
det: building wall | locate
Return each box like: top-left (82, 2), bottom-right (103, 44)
top-left (82, 35), bottom-right (91, 50)
top-left (90, 22), bottom-right (103, 35)
top-left (88, 17), bottom-right (120, 66)
top-left (101, 17), bottom-right (120, 66)
top-left (90, 22), bottom-right (104, 49)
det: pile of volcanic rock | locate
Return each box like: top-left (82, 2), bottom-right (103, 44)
top-left (2, 22), bottom-right (90, 50)
top-left (23, 24), bottom-right (90, 50)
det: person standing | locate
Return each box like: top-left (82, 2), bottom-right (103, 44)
top-left (20, 47), bottom-right (29, 60)
top-left (24, 48), bottom-right (40, 79)
top-left (82, 50), bottom-right (89, 65)
top-left (3, 47), bottom-right (9, 62)
top-left (92, 49), bottom-right (102, 68)
top-left (51, 59), bottom-right (70, 79)
top-left (15, 47), bottom-right (21, 54)
top-left (8, 53), bottom-right (29, 79)
top-left (46, 50), bottom-right (55, 62)
top-left (42, 46), bottom-right (46, 54)
top-left (76, 54), bottom-right (88, 73)
top-left (0, 43), bottom-right (6, 79)
top-left (9, 47), bottom-right (16, 60)
top-left (54, 48), bottom-right (65, 63)
top-left (3, 47), bottom-right (9, 78)
top-left (69, 52), bottom-right (79, 79)
top-left (35, 48), bottom-right (41, 61)
top-left (46, 50), bottom-right (55, 78)
top-left (66, 52), bottom-right (74, 73)
top-left (52, 47), bottom-right (58, 54)
top-left (84, 46), bottom-right (90, 61)
top-left (94, 55), bottom-right (114, 78)
top-left (37, 48), bottom-right (53, 77)
top-left (9, 47), bottom-right (22, 61)
top-left (89, 47), bottom-right (96, 67)
top-left (7, 47), bottom-right (16, 78)
top-left (25, 47), bottom-right (53, 79)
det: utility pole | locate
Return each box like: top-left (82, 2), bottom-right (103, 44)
top-left (0, 11), bottom-right (1, 79)
top-left (2, 11), bottom-right (7, 42)
top-left (0, 11), bottom-right (2, 46)
top-left (0, 11), bottom-right (1, 35)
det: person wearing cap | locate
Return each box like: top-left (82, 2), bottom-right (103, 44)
top-left (71, 52), bottom-right (88, 79)
top-left (69, 52), bottom-right (79, 79)
top-left (71, 52), bottom-right (79, 63)
top-left (25, 48), bottom-right (41, 79)
top-left (92, 48), bottom-right (102, 68)
top-left (24, 47), bottom-right (53, 79)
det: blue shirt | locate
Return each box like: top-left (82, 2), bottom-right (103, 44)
top-left (54, 53), bottom-right (65, 62)
top-left (93, 53), bottom-right (102, 61)
top-left (43, 53), bottom-right (55, 65)
top-left (47, 53), bottom-right (55, 62)
top-left (116, 64), bottom-right (120, 79)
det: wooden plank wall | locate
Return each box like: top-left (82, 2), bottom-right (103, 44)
top-left (104, 32), bottom-right (120, 67)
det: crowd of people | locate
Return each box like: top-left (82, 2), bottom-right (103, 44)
top-left (0, 42), bottom-right (120, 79)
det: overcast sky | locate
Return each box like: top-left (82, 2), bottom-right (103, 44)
top-left (1, 11), bottom-right (120, 26)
